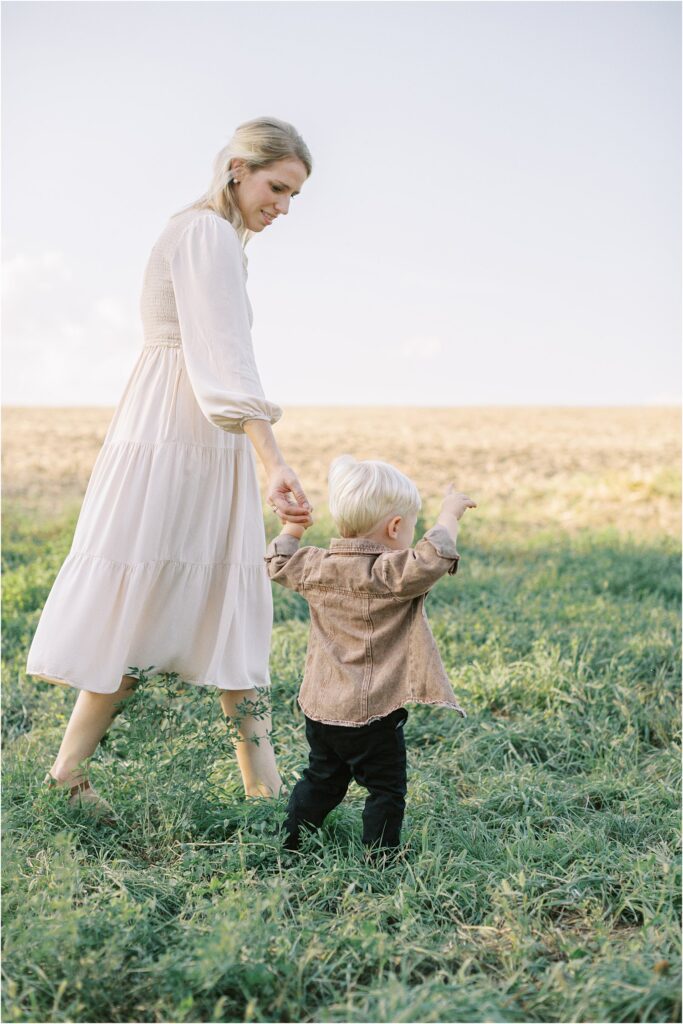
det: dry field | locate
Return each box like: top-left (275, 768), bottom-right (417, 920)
top-left (2, 405), bottom-right (680, 536)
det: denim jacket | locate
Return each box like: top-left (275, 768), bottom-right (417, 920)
top-left (264, 525), bottom-right (466, 726)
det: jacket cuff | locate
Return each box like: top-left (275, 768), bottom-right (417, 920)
top-left (265, 533), bottom-right (301, 560)
top-left (423, 525), bottom-right (460, 575)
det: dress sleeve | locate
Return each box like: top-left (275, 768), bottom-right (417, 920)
top-left (170, 213), bottom-right (283, 434)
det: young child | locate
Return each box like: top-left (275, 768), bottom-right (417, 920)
top-left (265, 455), bottom-right (476, 856)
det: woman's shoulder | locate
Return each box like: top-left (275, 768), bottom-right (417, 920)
top-left (156, 206), bottom-right (242, 260)
top-left (172, 206), bottom-right (239, 238)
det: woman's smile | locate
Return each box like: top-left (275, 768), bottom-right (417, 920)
top-left (231, 156), bottom-right (308, 233)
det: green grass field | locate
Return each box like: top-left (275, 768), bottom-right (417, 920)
top-left (2, 406), bottom-right (681, 1023)
top-left (2, 504), bottom-right (680, 1023)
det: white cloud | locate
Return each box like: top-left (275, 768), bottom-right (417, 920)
top-left (2, 250), bottom-right (73, 295)
top-left (2, 250), bottom-right (141, 404)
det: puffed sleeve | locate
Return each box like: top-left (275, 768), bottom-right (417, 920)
top-left (170, 213), bottom-right (283, 433)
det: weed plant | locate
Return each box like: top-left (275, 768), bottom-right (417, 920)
top-left (2, 506), bottom-right (681, 1023)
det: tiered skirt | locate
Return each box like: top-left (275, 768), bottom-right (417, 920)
top-left (26, 343), bottom-right (272, 694)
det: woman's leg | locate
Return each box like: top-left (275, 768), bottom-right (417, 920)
top-left (219, 688), bottom-right (282, 798)
top-left (49, 674), bottom-right (137, 785)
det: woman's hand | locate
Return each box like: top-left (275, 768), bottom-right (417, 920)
top-left (241, 421), bottom-right (313, 525)
top-left (267, 465), bottom-right (313, 525)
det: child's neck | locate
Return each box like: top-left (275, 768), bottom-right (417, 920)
top-left (356, 526), bottom-right (401, 551)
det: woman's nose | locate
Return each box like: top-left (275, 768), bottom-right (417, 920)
top-left (275, 196), bottom-right (290, 215)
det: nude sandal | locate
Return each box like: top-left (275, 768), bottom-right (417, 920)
top-left (43, 772), bottom-right (116, 821)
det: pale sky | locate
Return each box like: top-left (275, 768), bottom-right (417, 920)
top-left (2, 0), bottom-right (680, 406)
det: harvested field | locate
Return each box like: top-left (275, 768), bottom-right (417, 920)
top-left (2, 405), bottom-right (680, 535)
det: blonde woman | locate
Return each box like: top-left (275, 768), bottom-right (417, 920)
top-left (27, 116), bottom-right (313, 810)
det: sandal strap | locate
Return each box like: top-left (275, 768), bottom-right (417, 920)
top-left (43, 772), bottom-right (88, 792)
top-left (69, 780), bottom-right (92, 798)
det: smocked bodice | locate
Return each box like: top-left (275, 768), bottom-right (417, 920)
top-left (140, 208), bottom-right (250, 347)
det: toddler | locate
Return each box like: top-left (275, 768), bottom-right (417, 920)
top-left (265, 455), bottom-right (476, 855)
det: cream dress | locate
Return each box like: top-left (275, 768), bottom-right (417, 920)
top-left (27, 208), bottom-right (282, 694)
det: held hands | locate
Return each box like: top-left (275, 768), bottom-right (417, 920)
top-left (440, 483), bottom-right (477, 520)
top-left (267, 465), bottom-right (313, 527)
top-left (282, 521), bottom-right (308, 540)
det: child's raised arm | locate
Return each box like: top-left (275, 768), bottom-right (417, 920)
top-left (379, 485), bottom-right (476, 599)
top-left (436, 485), bottom-right (477, 547)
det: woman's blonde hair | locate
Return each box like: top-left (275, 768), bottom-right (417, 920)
top-left (189, 116), bottom-right (312, 240)
top-left (328, 455), bottom-right (421, 538)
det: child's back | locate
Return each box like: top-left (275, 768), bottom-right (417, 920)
top-left (265, 455), bottom-right (475, 855)
top-left (265, 526), bottom-right (466, 726)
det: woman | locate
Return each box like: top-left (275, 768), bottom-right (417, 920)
top-left (27, 116), bottom-right (313, 809)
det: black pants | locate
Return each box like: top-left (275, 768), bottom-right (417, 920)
top-left (283, 708), bottom-right (408, 852)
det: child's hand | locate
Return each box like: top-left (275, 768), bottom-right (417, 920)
top-left (440, 484), bottom-right (477, 521)
top-left (282, 519), bottom-right (311, 540)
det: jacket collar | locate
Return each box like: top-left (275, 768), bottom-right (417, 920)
top-left (329, 537), bottom-right (393, 555)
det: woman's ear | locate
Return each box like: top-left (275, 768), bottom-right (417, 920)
top-left (230, 158), bottom-right (246, 180)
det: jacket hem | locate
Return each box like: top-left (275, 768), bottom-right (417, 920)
top-left (297, 695), bottom-right (466, 727)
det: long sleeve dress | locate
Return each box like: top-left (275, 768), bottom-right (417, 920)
top-left (26, 208), bottom-right (282, 694)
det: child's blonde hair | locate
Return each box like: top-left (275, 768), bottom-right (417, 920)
top-left (328, 455), bottom-right (421, 538)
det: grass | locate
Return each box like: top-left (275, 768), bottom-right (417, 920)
top-left (2, 494), bottom-right (681, 1024)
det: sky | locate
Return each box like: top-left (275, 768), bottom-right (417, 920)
top-left (2, 0), bottom-right (681, 407)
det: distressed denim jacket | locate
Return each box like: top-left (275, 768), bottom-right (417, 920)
top-left (264, 525), bottom-right (466, 726)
